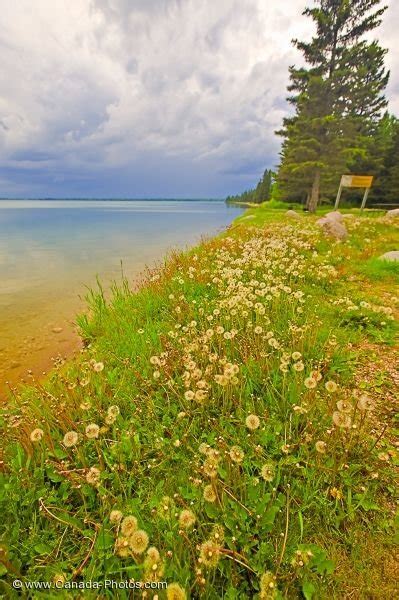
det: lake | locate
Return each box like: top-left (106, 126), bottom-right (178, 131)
top-left (0, 199), bottom-right (243, 394)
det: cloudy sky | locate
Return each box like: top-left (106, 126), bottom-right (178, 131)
top-left (0, 0), bottom-right (398, 198)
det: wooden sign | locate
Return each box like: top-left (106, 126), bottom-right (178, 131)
top-left (340, 175), bottom-right (373, 189)
top-left (335, 174), bottom-right (374, 211)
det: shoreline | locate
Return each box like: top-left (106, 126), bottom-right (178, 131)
top-left (2, 206), bottom-right (398, 597)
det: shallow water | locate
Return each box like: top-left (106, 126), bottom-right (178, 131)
top-left (0, 199), bottom-right (242, 394)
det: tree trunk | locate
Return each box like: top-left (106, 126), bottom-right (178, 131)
top-left (307, 169), bottom-right (320, 213)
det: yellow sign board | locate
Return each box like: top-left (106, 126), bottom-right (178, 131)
top-left (340, 175), bottom-right (373, 189)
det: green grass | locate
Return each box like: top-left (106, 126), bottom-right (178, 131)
top-left (1, 207), bottom-right (398, 599)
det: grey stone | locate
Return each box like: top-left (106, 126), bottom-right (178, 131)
top-left (316, 216), bottom-right (348, 241)
top-left (378, 251), bottom-right (399, 262)
top-left (325, 210), bottom-right (344, 221)
top-left (386, 208), bottom-right (399, 218)
top-left (285, 209), bottom-right (300, 219)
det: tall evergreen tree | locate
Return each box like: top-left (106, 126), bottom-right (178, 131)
top-left (277, 0), bottom-right (389, 211)
top-left (381, 120), bottom-right (399, 203)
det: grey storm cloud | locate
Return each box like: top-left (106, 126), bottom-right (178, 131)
top-left (0, 0), bottom-right (397, 198)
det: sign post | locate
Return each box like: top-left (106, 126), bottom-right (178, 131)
top-left (334, 175), bottom-right (374, 211)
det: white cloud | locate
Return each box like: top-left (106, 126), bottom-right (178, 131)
top-left (0, 0), bottom-right (397, 197)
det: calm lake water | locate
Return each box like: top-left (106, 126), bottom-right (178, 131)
top-left (0, 199), bottom-right (242, 392)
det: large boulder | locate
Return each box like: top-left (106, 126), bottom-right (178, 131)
top-left (325, 211), bottom-right (344, 222)
top-left (316, 214), bottom-right (348, 241)
top-left (378, 251), bottom-right (399, 262)
top-left (285, 209), bottom-right (300, 220)
top-left (386, 208), bottom-right (399, 218)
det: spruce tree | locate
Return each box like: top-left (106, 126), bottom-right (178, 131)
top-left (277, 0), bottom-right (389, 211)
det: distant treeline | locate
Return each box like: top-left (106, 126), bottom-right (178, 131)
top-left (226, 169), bottom-right (274, 205)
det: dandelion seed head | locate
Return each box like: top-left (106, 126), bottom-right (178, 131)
top-left (245, 414), bottom-right (260, 430)
top-left (63, 431), bottom-right (78, 447)
top-left (30, 428), bottom-right (44, 443)
top-left (229, 445), bottom-right (244, 464)
top-left (261, 462), bottom-right (275, 482)
top-left (121, 515), bottom-right (138, 537)
top-left (129, 529), bottom-right (149, 554)
top-left (203, 485), bottom-right (217, 503)
top-left (85, 423), bottom-right (100, 439)
top-left (166, 583), bottom-right (187, 600)
top-left (179, 509), bottom-right (196, 529)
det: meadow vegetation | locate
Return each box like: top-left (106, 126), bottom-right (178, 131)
top-left (1, 206), bottom-right (398, 599)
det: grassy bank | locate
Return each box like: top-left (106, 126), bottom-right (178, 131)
top-left (1, 206), bottom-right (398, 599)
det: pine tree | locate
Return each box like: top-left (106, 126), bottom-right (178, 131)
top-left (277, 0), bottom-right (389, 211)
top-left (382, 120), bottom-right (399, 203)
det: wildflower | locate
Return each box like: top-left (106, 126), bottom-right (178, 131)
top-left (330, 487), bottom-right (343, 500)
top-left (167, 583), bottom-right (187, 600)
top-left (63, 431), bottom-right (78, 447)
top-left (259, 571), bottom-right (277, 599)
top-left (199, 539), bottom-right (221, 567)
top-left (261, 462), bottom-right (275, 482)
top-left (110, 510), bottom-right (123, 524)
top-left (304, 377), bottom-right (317, 389)
top-left (215, 374), bottom-right (228, 386)
top-left (85, 423), bottom-right (100, 439)
top-left (199, 443), bottom-right (208, 455)
top-left (179, 510), bottom-right (196, 529)
top-left (129, 530), bottom-right (149, 554)
top-left (195, 390), bottom-right (207, 403)
top-left (30, 428), bottom-right (44, 443)
top-left (107, 405), bottom-right (120, 418)
top-left (203, 457), bottom-right (219, 478)
top-left (245, 414), bottom-right (260, 430)
top-left (115, 536), bottom-right (130, 557)
top-left (292, 352), bottom-right (302, 361)
top-left (254, 325), bottom-right (263, 334)
top-left (121, 516), bottom-right (138, 537)
top-left (53, 574), bottom-right (65, 586)
top-left (203, 485), bottom-right (217, 503)
top-left (332, 411), bottom-right (352, 429)
top-left (310, 370), bottom-right (322, 382)
top-left (80, 401), bottom-right (91, 410)
top-left (86, 467), bottom-right (101, 486)
top-left (336, 400), bottom-right (352, 413)
top-left (105, 414), bottom-right (116, 425)
top-left (378, 452), bottom-right (389, 462)
top-left (229, 446), bottom-right (244, 464)
top-left (150, 356), bottom-right (160, 365)
top-left (184, 390), bottom-right (195, 401)
top-left (93, 361), bottom-right (104, 372)
top-left (281, 444), bottom-right (290, 454)
top-left (291, 549), bottom-right (313, 568)
top-left (146, 546), bottom-right (160, 563)
top-left (293, 361), bottom-right (304, 372)
top-left (315, 440), bottom-right (327, 454)
top-left (210, 524), bottom-right (225, 543)
top-left (357, 394), bottom-right (375, 412)
top-left (325, 380), bottom-right (338, 393)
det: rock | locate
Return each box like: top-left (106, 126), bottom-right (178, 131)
top-left (52, 327), bottom-right (63, 334)
top-left (386, 208), bottom-right (399, 218)
top-left (325, 211), bottom-right (344, 221)
top-left (285, 209), bottom-right (300, 219)
top-left (316, 216), bottom-right (348, 241)
top-left (378, 251), bottom-right (399, 262)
